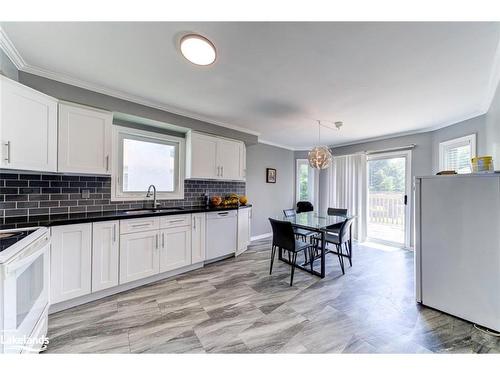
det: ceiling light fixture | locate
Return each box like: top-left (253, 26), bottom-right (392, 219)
top-left (180, 34), bottom-right (217, 66)
top-left (308, 120), bottom-right (333, 170)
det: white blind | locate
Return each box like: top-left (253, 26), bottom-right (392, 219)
top-left (445, 144), bottom-right (472, 174)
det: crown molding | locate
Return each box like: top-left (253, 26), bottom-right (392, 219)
top-left (257, 139), bottom-right (298, 151)
top-left (0, 25), bottom-right (26, 69)
top-left (328, 110), bottom-right (486, 149)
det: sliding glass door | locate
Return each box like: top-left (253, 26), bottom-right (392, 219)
top-left (367, 150), bottom-right (411, 248)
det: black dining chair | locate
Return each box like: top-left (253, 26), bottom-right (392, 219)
top-left (296, 201), bottom-right (314, 213)
top-left (313, 217), bottom-right (354, 275)
top-left (283, 209), bottom-right (316, 242)
top-left (327, 207), bottom-right (348, 216)
top-left (326, 207), bottom-right (348, 235)
top-left (269, 218), bottom-right (315, 286)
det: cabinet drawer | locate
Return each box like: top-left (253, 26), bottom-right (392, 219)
top-left (120, 217), bottom-right (160, 234)
top-left (160, 214), bottom-right (192, 229)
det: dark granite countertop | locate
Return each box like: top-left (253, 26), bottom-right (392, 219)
top-left (3, 205), bottom-right (252, 228)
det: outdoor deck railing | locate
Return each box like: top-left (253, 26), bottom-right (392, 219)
top-left (368, 191), bottom-right (405, 225)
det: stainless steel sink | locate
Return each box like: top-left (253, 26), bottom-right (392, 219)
top-left (123, 207), bottom-right (184, 215)
top-left (156, 207), bottom-right (184, 212)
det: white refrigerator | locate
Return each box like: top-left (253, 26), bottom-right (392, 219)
top-left (415, 174), bottom-right (500, 332)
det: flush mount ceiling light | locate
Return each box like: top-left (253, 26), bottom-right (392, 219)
top-left (180, 34), bottom-right (217, 66)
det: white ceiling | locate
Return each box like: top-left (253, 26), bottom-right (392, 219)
top-left (2, 22), bottom-right (500, 149)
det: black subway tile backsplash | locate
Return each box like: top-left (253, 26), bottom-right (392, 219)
top-left (0, 172), bottom-right (246, 220)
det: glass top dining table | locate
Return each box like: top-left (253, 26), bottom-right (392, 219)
top-left (274, 212), bottom-right (354, 278)
top-left (277, 211), bottom-right (351, 231)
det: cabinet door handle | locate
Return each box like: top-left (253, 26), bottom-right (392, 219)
top-left (217, 166), bottom-right (220, 176)
top-left (155, 234), bottom-right (159, 249)
top-left (162, 233), bottom-right (165, 248)
top-left (221, 166), bottom-right (224, 177)
top-left (131, 223), bottom-right (150, 228)
top-left (113, 223), bottom-right (116, 242)
top-left (106, 155), bottom-right (110, 171)
top-left (4, 141), bottom-right (11, 163)
top-left (193, 216), bottom-right (196, 230)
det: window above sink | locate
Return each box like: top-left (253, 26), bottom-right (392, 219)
top-left (111, 126), bottom-right (185, 201)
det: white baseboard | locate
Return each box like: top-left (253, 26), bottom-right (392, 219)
top-left (251, 232), bottom-right (272, 241)
top-left (49, 262), bottom-right (204, 314)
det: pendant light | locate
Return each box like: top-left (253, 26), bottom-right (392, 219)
top-left (308, 120), bottom-right (333, 169)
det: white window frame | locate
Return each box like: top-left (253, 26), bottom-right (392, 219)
top-left (111, 126), bottom-right (185, 201)
top-left (438, 134), bottom-right (476, 173)
top-left (295, 159), bottom-right (315, 204)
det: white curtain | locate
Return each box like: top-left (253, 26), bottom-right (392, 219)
top-left (328, 153), bottom-right (367, 242)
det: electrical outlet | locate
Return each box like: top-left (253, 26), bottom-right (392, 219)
top-left (81, 189), bottom-right (91, 199)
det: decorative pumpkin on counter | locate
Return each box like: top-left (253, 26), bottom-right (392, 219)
top-left (239, 195), bottom-right (248, 206)
top-left (210, 195), bottom-right (222, 206)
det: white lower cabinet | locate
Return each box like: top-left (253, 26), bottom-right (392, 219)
top-left (50, 224), bottom-right (92, 304)
top-left (191, 213), bottom-right (206, 264)
top-left (160, 226), bottom-right (192, 272)
top-left (237, 207), bottom-right (252, 256)
top-left (119, 230), bottom-right (160, 284)
top-left (92, 221), bottom-right (119, 292)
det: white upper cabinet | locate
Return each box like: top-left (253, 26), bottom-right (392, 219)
top-left (216, 138), bottom-right (242, 180)
top-left (186, 131), bottom-right (246, 181)
top-left (239, 142), bottom-right (246, 180)
top-left (186, 132), bottom-right (218, 179)
top-left (0, 75), bottom-right (58, 172)
top-left (58, 102), bottom-right (112, 174)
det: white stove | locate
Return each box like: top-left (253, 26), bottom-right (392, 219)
top-left (0, 227), bottom-right (50, 354)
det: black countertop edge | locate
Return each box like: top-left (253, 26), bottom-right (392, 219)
top-left (3, 205), bottom-right (252, 228)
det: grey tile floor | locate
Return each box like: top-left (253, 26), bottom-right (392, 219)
top-left (44, 239), bottom-right (500, 353)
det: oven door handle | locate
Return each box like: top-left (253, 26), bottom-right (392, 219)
top-left (5, 243), bottom-right (49, 275)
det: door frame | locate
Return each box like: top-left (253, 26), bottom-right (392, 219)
top-left (366, 149), bottom-right (412, 249)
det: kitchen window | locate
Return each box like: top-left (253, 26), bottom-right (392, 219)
top-left (438, 134), bottom-right (476, 174)
top-left (112, 126), bottom-right (185, 200)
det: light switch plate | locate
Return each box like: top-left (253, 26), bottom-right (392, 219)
top-left (81, 189), bottom-right (90, 199)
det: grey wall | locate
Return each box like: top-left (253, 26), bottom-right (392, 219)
top-left (486, 81), bottom-right (500, 163)
top-left (246, 143), bottom-right (295, 237)
top-left (0, 49), bottom-right (18, 81)
top-left (17, 72), bottom-right (258, 145)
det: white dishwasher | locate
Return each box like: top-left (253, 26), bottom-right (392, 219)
top-left (206, 210), bottom-right (238, 262)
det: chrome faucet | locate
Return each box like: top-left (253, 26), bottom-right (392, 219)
top-left (146, 185), bottom-right (159, 210)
